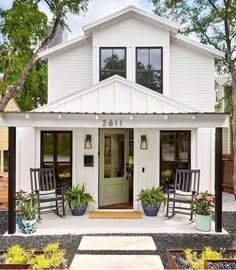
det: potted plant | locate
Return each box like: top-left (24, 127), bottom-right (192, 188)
top-left (15, 189), bottom-right (27, 229)
top-left (20, 192), bottom-right (38, 234)
top-left (137, 187), bottom-right (166, 216)
top-left (192, 191), bottom-right (215, 231)
top-left (65, 183), bottom-right (95, 216)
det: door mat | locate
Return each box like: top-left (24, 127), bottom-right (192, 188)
top-left (89, 211), bottom-right (142, 219)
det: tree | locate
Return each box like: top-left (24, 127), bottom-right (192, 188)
top-left (0, 0), bottom-right (90, 111)
top-left (152, 0), bottom-right (236, 196)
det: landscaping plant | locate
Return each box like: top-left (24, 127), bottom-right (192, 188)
top-left (1, 243), bottom-right (67, 269)
top-left (185, 246), bottom-right (223, 269)
top-left (65, 183), bottom-right (95, 209)
top-left (192, 192), bottom-right (215, 216)
top-left (137, 187), bottom-right (166, 206)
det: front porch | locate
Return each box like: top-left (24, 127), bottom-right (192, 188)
top-left (5, 210), bottom-right (228, 236)
top-left (7, 193), bottom-right (236, 236)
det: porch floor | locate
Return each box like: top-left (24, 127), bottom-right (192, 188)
top-left (9, 207), bottom-right (228, 236)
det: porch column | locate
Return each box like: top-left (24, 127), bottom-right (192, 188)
top-left (8, 127), bottom-right (16, 234)
top-left (215, 127), bottom-right (223, 232)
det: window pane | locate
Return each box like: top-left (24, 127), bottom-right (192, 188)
top-left (104, 134), bottom-right (125, 178)
top-left (57, 133), bottom-right (71, 162)
top-left (137, 71), bottom-right (150, 88)
top-left (178, 132), bottom-right (190, 162)
top-left (43, 133), bottom-right (54, 162)
top-left (137, 49), bottom-right (149, 70)
top-left (150, 49), bottom-right (161, 70)
top-left (100, 48), bottom-right (126, 81)
top-left (116, 71), bottom-right (126, 78)
top-left (160, 131), bottom-right (191, 189)
top-left (101, 49), bottom-right (112, 69)
top-left (113, 49), bottom-right (125, 69)
top-left (150, 71), bottom-right (162, 92)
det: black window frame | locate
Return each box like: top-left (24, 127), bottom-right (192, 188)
top-left (136, 47), bottom-right (163, 93)
top-left (160, 130), bottom-right (191, 189)
top-left (40, 131), bottom-right (73, 187)
top-left (99, 47), bottom-right (127, 81)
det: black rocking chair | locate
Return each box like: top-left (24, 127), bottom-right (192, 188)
top-left (30, 168), bottom-right (66, 218)
top-left (165, 169), bottom-right (200, 220)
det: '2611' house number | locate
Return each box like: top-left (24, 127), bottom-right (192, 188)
top-left (102, 120), bottom-right (122, 127)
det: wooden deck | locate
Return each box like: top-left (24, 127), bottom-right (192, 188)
top-left (0, 173), bottom-right (8, 210)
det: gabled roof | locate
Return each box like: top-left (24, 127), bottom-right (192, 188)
top-left (171, 34), bottom-right (224, 59)
top-left (83, 5), bottom-right (179, 34)
top-left (38, 5), bottom-right (223, 60)
top-left (38, 35), bottom-right (89, 60)
top-left (34, 75), bottom-right (196, 114)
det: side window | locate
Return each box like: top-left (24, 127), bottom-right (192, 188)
top-left (100, 48), bottom-right (126, 81)
top-left (136, 48), bottom-right (162, 93)
top-left (41, 131), bottom-right (72, 187)
top-left (160, 131), bottom-right (191, 189)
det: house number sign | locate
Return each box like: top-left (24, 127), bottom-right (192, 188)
top-left (102, 119), bottom-right (122, 127)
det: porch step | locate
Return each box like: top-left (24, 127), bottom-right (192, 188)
top-left (69, 255), bottom-right (164, 270)
top-left (78, 236), bottom-right (156, 250)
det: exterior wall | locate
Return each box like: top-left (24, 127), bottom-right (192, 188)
top-left (196, 128), bottom-right (215, 192)
top-left (44, 78), bottom-right (190, 113)
top-left (16, 127), bottom-right (36, 191)
top-left (48, 41), bottom-right (93, 103)
top-left (91, 16), bottom-right (170, 95)
top-left (169, 40), bottom-right (215, 112)
top-left (16, 126), bottom-right (215, 211)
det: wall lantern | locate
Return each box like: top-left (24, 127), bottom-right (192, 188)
top-left (140, 135), bottom-right (148, 150)
top-left (84, 135), bottom-right (92, 149)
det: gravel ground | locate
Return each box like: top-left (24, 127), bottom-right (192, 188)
top-left (0, 211), bottom-right (235, 269)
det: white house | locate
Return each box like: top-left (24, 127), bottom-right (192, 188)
top-left (1, 6), bottom-right (229, 215)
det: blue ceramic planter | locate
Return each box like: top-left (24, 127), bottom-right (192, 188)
top-left (142, 204), bottom-right (161, 217)
top-left (22, 219), bottom-right (37, 234)
top-left (71, 205), bottom-right (87, 216)
top-left (16, 215), bottom-right (23, 229)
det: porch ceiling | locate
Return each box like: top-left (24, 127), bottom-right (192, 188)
top-left (0, 112), bottom-right (229, 128)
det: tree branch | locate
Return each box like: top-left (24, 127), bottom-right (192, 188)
top-left (207, 0), bottom-right (221, 16)
top-left (0, 17), bottom-right (60, 111)
top-left (201, 31), bottom-right (222, 51)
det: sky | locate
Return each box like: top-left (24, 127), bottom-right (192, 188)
top-left (0, 0), bottom-right (154, 39)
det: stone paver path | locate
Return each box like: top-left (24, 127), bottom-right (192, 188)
top-left (69, 254), bottom-right (164, 270)
top-left (78, 236), bottom-right (156, 250)
top-left (69, 236), bottom-right (164, 270)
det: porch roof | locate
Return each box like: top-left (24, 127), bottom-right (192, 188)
top-left (0, 111), bottom-right (229, 128)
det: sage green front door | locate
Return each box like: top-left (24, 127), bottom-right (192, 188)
top-left (99, 129), bottom-right (129, 207)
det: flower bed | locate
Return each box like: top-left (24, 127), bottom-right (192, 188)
top-left (167, 248), bottom-right (236, 270)
top-left (205, 259), bottom-right (236, 269)
top-left (0, 243), bottom-right (67, 269)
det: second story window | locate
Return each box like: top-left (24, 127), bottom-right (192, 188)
top-left (100, 48), bottom-right (126, 81)
top-left (136, 48), bottom-right (162, 93)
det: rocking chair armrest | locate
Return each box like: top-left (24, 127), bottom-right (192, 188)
top-left (55, 186), bottom-right (65, 196)
top-left (166, 189), bottom-right (174, 199)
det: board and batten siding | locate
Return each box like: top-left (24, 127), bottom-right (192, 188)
top-left (92, 16), bottom-right (170, 95)
top-left (169, 40), bottom-right (215, 112)
top-left (48, 42), bottom-right (93, 103)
